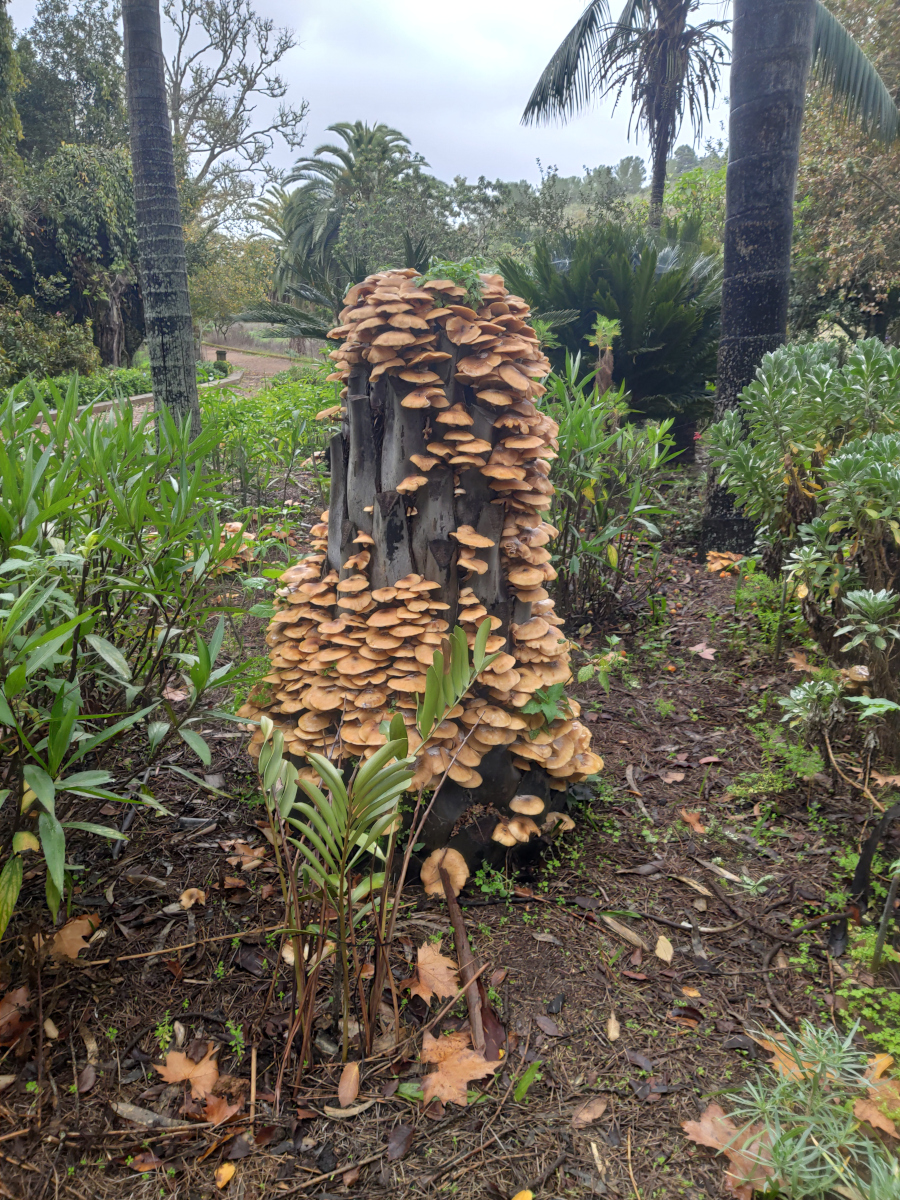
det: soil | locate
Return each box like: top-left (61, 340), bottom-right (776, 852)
top-left (0, 471), bottom-right (892, 1199)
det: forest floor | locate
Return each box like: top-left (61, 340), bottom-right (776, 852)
top-left (0, 509), bottom-right (892, 1199)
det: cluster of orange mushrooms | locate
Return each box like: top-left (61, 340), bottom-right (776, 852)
top-left (240, 267), bottom-right (603, 885)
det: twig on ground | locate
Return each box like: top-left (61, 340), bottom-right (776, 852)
top-left (761, 940), bottom-right (793, 1023)
top-left (626, 1129), bottom-right (642, 1199)
top-left (524, 1148), bottom-right (567, 1192)
top-left (824, 731), bottom-right (884, 812)
top-left (440, 865), bottom-right (484, 1054)
top-left (275, 1149), bottom-right (384, 1196)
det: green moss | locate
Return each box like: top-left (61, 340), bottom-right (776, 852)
top-left (838, 927), bottom-right (900, 1060)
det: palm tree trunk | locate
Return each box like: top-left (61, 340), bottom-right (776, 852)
top-left (647, 132), bottom-right (669, 230)
top-left (121, 0), bottom-right (200, 430)
top-left (703, 0), bottom-right (816, 551)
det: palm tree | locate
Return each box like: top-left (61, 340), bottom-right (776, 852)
top-left (283, 122), bottom-right (418, 266)
top-left (121, 0), bottom-right (199, 428)
top-left (523, 0), bottom-right (729, 228)
top-left (704, 0), bottom-right (899, 550)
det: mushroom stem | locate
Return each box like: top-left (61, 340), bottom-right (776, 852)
top-left (439, 864), bottom-right (485, 1056)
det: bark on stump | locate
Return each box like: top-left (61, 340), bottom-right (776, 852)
top-left (240, 268), bottom-right (603, 886)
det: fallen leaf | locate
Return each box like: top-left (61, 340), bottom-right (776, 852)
top-left (296, 1107), bottom-right (318, 1120)
top-left (154, 1042), bottom-right (219, 1099)
top-left (683, 1102), bottom-right (775, 1198)
top-left (203, 1094), bottom-right (243, 1127)
top-left (853, 1096), bottom-right (898, 1137)
top-left (224, 842), bottom-right (267, 871)
top-left (689, 641), bottom-right (717, 660)
top-left (624, 764), bottom-right (642, 796)
top-left (698, 755), bottom-right (721, 765)
top-left (179, 888), bottom-right (206, 909)
top-left (338, 1061), bottom-right (360, 1108)
top-left (680, 809), bottom-right (707, 835)
top-left (45, 914), bottom-right (101, 960)
top-left (386, 1123), bottom-right (414, 1161)
top-left (607, 1013), bottom-right (620, 1042)
top-left (572, 1095), bottom-right (608, 1128)
top-left (786, 649), bottom-right (816, 674)
top-left (745, 1030), bottom-right (818, 1081)
top-left (0, 986), bottom-right (31, 1045)
top-left (660, 769), bottom-right (686, 784)
top-left (77, 1064), bottom-right (97, 1093)
top-left (626, 1050), bottom-right (654, 1073)
top-left (409, 943), bottom-right (459, 1005)
top-left (127, 1151), bottom-right (164, 1172)
top-left (162, 683), bottom-right (189, 702)
top-left (215, 1162), bottom-right (235, 1189)
top-left (531, 932), bottom-right (562, 946)
top-left (489, 968), bottom-right (508, 988)
top-left (222, 876), bottom-right (248, 890)
top-left (420, 1030), bottom-right (499, 1106)
top-left (323, 1099), bottom-right (376, 1118)
top-left (865, 1054), bottom-right (895, 1081)
top-left (533, 1014), bottom-right (561, 1037)
top-left (254, 1126), bottom-right (276, 1147)
top-left (599, 914), bottom-right (648, 950)
top-left (226, 1134), bottom-right (254, 1160)
top-left (871, 771), bottom-right (900, 788)
top-left (682, 986), bottom-right (702, 998)
top-left (342, 1166), bottom-right (361, 1186)
top-left (655, 935), bottom-right (674, 964)
top-left (670, 875), bottom-right (713, 897)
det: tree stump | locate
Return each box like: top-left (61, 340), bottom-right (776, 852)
top-left (240, 268), bottom-right (603, 885)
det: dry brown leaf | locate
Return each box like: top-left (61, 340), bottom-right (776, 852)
top-left (155, 1042), bottom-right (219, 1099)
top-left (420, 1030), bottom-right (499, 1106)
top-left (871, 771), bottom-right (900, 788)
top-left (409, 942), bottom-right (459, 1005)
top-left (179, 888), bottom-right (206, 909)
top-left (607, 1012), bottom-right (620, 1042)
top-left (853, 1096), bottom-right (898, 1137)
top-left (599, 913), bottom-right (648, 950)
top-left (129, 1152), bottom-right (164, 1172)
top-left (215, 1162), bottom-right (235, 1189)
top-left (338, 1061), bottom-right (360, 1108)
top-left (865, 1053), bottom-right (895, 1081)
top-left (682, 986), bottom-right (702, 998)
top-left (786, 649), bottom-right (816, 673)
top-left (572, 1095), bottom-right (608, 1128)
top-left (680, 809), bottom-right (707, 834)
top-left (660, 769), bottom-right (685, 783)
top-left (162, 683), bottom-right (189, 702)
top-left (655, 935), bottom-right (674, 964)
top-left (670, 875), bottom-right (713, 897)
top-left (225, 842), bottom-right (267, 871)
top-left (683, 1102), bottom-right (775, 1199)
top-left (47, 913), bottom-right (101, 959)
top-left (203, 1094), bottom-right (243, 1127)
top-left (689, 641), bottom-right (717, 660)
top-left (745, 1030), bottom-right (819, 1081)
top-left (323, 1099), bottom-right (375, 1119)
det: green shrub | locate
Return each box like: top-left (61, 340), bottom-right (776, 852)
top-left (708, 339), bottom-right (900, 744)
top-left (542, 352), bottom-right (677, 620)
top-left (0, 379), bottom-right (250, 936)
top-left (0, 294), bottom-right (100, 386)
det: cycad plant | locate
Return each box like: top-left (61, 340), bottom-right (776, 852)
top-left (500, 222), bottom-right (720, 425)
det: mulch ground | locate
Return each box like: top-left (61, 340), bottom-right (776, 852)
top-left (0, 541), bottom-right (889, 1200)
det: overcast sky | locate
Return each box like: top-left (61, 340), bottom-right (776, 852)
top-left (9, 0), bottom-right (731, 184)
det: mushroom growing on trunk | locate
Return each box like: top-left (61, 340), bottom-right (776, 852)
top-left (239, 267), bottom-right (604, 878)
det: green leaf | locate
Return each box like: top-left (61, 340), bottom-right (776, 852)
top-left (178, 728), bottom-right (211, 765)
top-left (62, 822), bottom-right (128, 840)
top-left (24, 765), bottom-right (56, 813)
top-left (38, 811), bottom-right (66, 895)
top-left (0, 854), bottom-right (23, 940)
top-left (473, 617), bottom-right (491, 672)
top-left (514, 1059), bottom-right (543, 1102)
top-left (85, 634), bottom-right (132, 680)
top-left (148, 720), bottom-right (169, 752)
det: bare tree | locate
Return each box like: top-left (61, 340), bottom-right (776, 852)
top-left (164, 0), bottom-right (307, 221)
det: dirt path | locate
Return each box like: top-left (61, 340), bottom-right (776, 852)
top-left (200, 345), bottom-right (298, 394)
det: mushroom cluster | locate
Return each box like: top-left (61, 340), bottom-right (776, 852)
top-left (240, 266), bottom-right (603, 868)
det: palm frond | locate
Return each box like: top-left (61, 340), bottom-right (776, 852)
top-left (522, 0), bottom-right (611, 124)
top-left (813, 1), bottom-right (899, 145)
top-left (234, 301), bottom-right (331, 340)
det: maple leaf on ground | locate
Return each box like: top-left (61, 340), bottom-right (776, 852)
top-left (203, 1093), bottom-right (243, 1127)
top-left (786, 649), bottom-right (817, 674)
top-left (408, 943), bottom-right (460, 1005)
top-left (680, 809), bottom-right (707, 835)
top-left (154, 1042), bottom-right (219, 1099)
top-left (420, 1030), bottom-right (499, 1106)
top-left (683, 1102), bottom-right (775, 1200)
top-left (40, 914), bottom-right (101, 960)
top-left (688, 641), bottom-right (717, 661)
